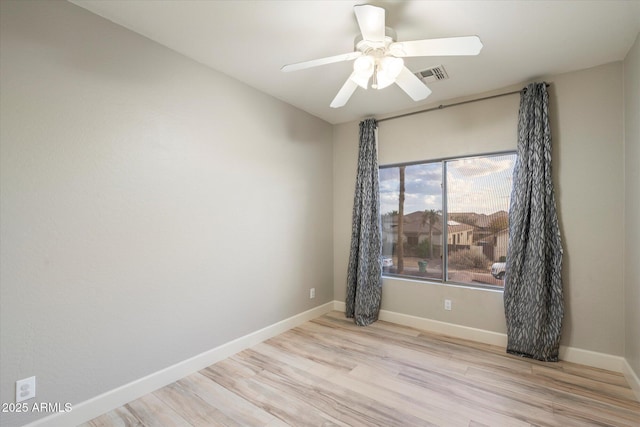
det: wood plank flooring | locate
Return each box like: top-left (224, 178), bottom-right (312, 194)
top-left (81, 311), bottom-right (640, 426)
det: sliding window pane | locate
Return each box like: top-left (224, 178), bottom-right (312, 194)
top-left (380, 163), bottom-right (443, 280)
top-left (445, 154), bottom-right (516, 287)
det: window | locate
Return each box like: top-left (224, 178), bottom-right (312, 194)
top-left (380, 152), bottom-right (516, 288)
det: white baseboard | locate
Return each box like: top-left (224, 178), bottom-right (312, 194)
top-left (623, 359), bottom-right (640, 402)
top-left (558, 345), bottom-right (625, 372)
top-left (26, 302), bottom-right (335, 427)
top-left (332, 301), bottom-right (626, 373)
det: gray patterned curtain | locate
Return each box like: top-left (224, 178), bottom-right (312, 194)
top-left (504, 83), bottom-right (563, 361)
top-left (346, 118), bottom-right (382, 326)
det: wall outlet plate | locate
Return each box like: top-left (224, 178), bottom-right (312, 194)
top-left (444, 299), bottom-right (452, 311)
top-left (16, 376), bottom-right (36, 402)
top-left (310, 288), bottom-right (316, 299)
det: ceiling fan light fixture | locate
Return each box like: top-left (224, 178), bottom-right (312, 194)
top-left (351, 55), bottom-right (375, 88)
top-left (374, 56), bottom-right (404, 89)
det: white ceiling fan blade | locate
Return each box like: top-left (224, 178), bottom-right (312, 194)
top-left (281, 51), bottom-right (362, 72)
top-left (395, 66), bottom-right (432, 101)
top-left (354, 4), bottom-right (385, 42)
top-left (330, 74), bottom-right (359, 108)
top-left (391, 36), bottom-right (483, 57)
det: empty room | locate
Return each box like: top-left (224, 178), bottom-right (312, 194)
top-left (1, 1), bottom-right (639, 426)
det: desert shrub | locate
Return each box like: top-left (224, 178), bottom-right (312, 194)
top-left (448, 249), bottom-right (490, 270)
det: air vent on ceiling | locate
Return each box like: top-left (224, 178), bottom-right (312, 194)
top-left (415, 65), bottom-right (449, 83)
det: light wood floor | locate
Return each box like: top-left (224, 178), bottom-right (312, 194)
top-left (82, 311), bottom-right (640, 427)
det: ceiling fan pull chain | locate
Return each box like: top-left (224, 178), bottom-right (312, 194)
top-left (371, 64), bottom-right (379, 89)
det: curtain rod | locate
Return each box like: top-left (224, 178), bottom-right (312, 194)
top-left (377, 83), bottom-right (550, 124)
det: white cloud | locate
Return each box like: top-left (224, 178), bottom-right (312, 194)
top-left (379, 154), bottom-right (516, 216)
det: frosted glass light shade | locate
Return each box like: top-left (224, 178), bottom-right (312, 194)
top-left (375, 56), bottom-right (404, 89)
top-left (351, 55), bottom-right (375, 89)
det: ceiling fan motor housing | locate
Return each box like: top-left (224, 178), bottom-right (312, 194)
top-left (354, 26), bottom-right (397, 53)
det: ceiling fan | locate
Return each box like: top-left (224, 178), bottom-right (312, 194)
top-left (281, 4), bottom-right (483, 108)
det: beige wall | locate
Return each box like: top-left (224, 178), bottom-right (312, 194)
top-left (334, 62), bottom-right (625, 356)
top-left (0, 2), bottom-right (333, 426)
top-left (624, 33), bottom-right (640, 380)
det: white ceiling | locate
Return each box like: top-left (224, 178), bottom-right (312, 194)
top-left (70, 0), bottom-right (639, 125)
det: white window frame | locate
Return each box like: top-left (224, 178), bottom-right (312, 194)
top-left (379, 150), bottom-right (517, 290)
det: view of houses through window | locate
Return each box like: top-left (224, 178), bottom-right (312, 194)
top-left (380, 153), bottom-right (517, 288)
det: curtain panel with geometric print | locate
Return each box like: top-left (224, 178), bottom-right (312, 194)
top-left (504, 83), bottom-right (564, 362)
top-left (346, 118), bottom-right (382, 326)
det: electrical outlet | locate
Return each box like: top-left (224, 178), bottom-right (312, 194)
top-left (16, 376), bottom-right (36, 403)
top-left (444, 299), bottom-right (452, 311)
top-left (310, 288), bottom-right (316, 299)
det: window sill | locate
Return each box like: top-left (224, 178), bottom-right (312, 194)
top-left (381, 273), bottom-right (505, 293)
